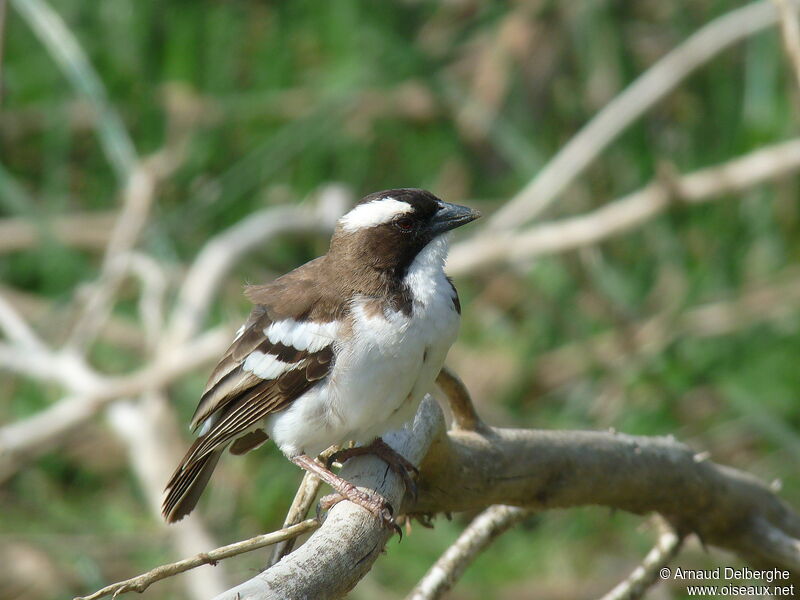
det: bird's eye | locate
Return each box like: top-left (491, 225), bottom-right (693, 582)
top-left (395, 217), bottom-right (414, 232)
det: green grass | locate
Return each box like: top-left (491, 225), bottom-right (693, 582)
top-left (2, 1), bottom-right (799, 598)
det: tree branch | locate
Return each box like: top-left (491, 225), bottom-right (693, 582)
top-left (599, 519), bottom-right (683, 600)
top-left (414, 421), bottom-right (800, 578)
top-left (406, 505), bottom-right (533, 600)
top-left (204, 397), bottom-right (799, 599)
top-left (0, 326), bottom-right (231, 480)
top-left (449, 138), bottom-right (800, 274)
top-left (74, 519), bottom-right (320, 600)
top-left (164, 184), bottom-right (347, 348)
top-left (435, 366), bottom-right (486, 433)
top-left (486, 0), bottom-right (797, 230)
top-left (268, 468), bottom-right (322, 567)
top-left (212, 396), bottom-right (445, 600)
top-left (775, 0), bottom-right (800, 91)
top-left (0, 211), bottom-right (118, 254)
top-left (107, 394), bottom-right (230, 598)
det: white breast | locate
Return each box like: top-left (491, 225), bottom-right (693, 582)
top-left (265, 235), bottom-right (460, 457)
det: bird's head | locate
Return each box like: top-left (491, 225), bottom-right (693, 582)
top-left (330, 188), bottom-right (481, 274)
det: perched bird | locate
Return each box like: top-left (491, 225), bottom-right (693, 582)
top-left (163, 188), bottom-right (480, 527)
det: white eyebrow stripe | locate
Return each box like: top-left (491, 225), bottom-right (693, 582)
top-left (338, 197), bottom-right (413, 231)
top-left (264, 319), bottom-right (339, 353)
top-left (242, 352), bottom-right (303, 380)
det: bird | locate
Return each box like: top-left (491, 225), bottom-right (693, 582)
top-left (162, 188), bottom-right (480, 528)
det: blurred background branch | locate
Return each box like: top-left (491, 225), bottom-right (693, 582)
top-left (486, 0), bottom-right (799, 229)
top-left (2, 0), bottom-right (800, 599)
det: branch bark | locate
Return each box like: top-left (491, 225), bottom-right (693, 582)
top-left (0, 211), bottom-right (117, 254)
top-left (414, 421), bottom-right (800, 578)
top-left (164, 185), bottom-right (347, 348)
top-left (206, 398), bottom-right (800, 599)
top-left (212, 396), bottom-right (445, 600)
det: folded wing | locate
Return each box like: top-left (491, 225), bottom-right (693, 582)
top-left (163, 299), bottom-right (338, 522)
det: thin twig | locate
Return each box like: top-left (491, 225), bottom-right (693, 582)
top-left (599, 519), bottom-right (683, 600)
top-left (268, 470), bottom-right (322, 567)
top-left (0, 284), bottom-right (146, 351)
top-left (165, 185), bottom-right (348, 348)
top-left (74, 519), bottom-right (320, 600)
top-left (0, 211), bottom-right (118, 253)
top-left (107, 394), bottom-right (230, 599)
top-left (449, 137), bottom-right (800, 274)
top-left (126, 252), bottom-right (168, 350)
top-left (486, 0), bottom-right (796, 229)
top-left (66, 162), bottom-right (157, 351)
top-left (0, 292), bottom-right (46, 351)
top-left (435, 367), bottom-right (486, 432)
top-left (215, 396), bottom-right (445, 600)
top-left (521, 268), bottom-right (800, 392)
top-left (406, 505), bottom-right (533, 600)
top-left (774, 0), bottom-right (800, 91)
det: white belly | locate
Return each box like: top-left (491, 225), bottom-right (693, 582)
top-left (266, 236), bottom-right (459, 457)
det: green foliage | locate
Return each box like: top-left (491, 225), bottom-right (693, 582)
top-left (2, 1), bottom-right (799, 598)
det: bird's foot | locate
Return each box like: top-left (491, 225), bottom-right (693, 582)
top-left (318, 490), bottom-right (400, 536)
top-left (327, 438), bottom-right (419, 502)
top-left (291, 454), bottom-right (400, 535)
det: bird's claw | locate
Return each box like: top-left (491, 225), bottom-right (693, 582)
top-left (317, 491), bottom-right (401, 537)
top-left (325, 441), bottom-right (419, 504)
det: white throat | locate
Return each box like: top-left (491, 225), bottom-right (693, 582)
top-left (403, 234), bottom-right (451, 306)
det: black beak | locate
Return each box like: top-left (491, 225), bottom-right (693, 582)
top-left (429, 201), bottom-right (481, 236)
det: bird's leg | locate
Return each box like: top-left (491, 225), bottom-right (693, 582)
top-left (326, 438), bottom-right (419, 502)
top-left (290, 454), bottom-right (398, 534)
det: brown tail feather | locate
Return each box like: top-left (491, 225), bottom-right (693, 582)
top-left (162, 448), bottom-right (222, 523)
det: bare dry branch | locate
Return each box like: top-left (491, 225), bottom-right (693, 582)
top-left (526, 268), bottom-right (800, 392)
top-left (775, 0), bottom-right (800, 91)
top-left (415, 421), bottom-right (800, 579)
top-left (213, 396), bottom-right (445, 600)
top-left (449, 138), bottom-right (800, 274)
top-left (107, 394), bottom-right (230, 598)
top-left (406, 505), bottom-right (533, 600)
top-left (0, 211), bottom-right (117, 254)
top-left (0, 326), bottom-right (231, 480)
top-left (435, 366), bottom-right (486, 432)
top-left (66, 161), bottom-right (158, 351)
top-left (268, 470), bottom-right (322, 567)
top-left (487, 0), bottom-right (797, 229)
top-left (74, 519), bottom-right (320, 600)
top-left (0, 292), bottom-right (46, 352)
top-left (165, 184), bottom-right (348, 347)
top-left (126, 252), bottom-right (168, 349)
top-left (206, 396), bottom-right (800, 599)
top-left (599, 519), bottom-right (682, 600)
top-left (0, 285), bottom-right (147, 352)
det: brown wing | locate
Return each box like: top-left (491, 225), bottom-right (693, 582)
top-left (189, 256), bottom-right (344, 442)
top-left (183, 335), bottom-right (333, 465)
top-left (163, 259), bottom-right (342, 522)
